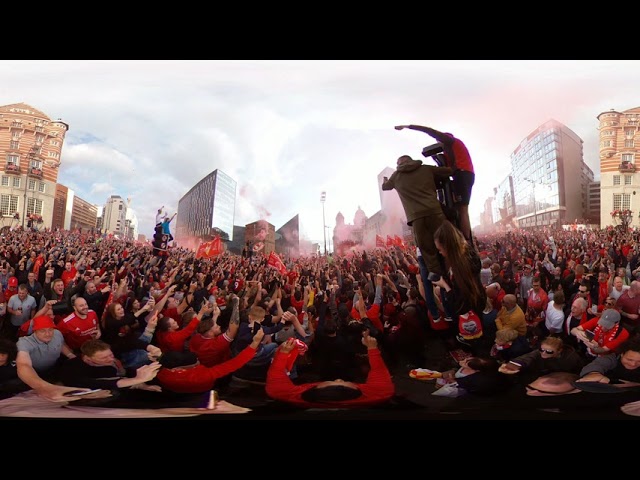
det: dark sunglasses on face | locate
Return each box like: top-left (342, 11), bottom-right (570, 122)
top-left (539, 348), bottom-right (555, 354)
top-left (579, 290), bottom-right (588, 293)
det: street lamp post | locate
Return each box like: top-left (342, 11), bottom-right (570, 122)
top-left (524, 177), bottom-right (537, 228)
top-left (320, 191), bottom-right (327, 255)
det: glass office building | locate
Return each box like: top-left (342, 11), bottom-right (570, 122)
top-left (511, 119), bottom-right (593, 229)
top-left (175, 169), bottom-right (236, 248)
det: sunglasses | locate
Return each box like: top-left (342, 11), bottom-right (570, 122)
top-left (526, 385), bottom-right (573, 395)
top-left (539, 348), bottom-right (555, 354)
top-left (578, 290), bottom-right (588, 294)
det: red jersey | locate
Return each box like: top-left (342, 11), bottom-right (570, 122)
top-left (61, 267), bottom-right (78, 288)
top-left (189, 333), bottom-right (233, 367)
top-left (156, 345), bottom-right (256, 393)
top-left (156, 318), bottom-right (199, 353)
top-left (265, 348), bottom-right (395, 408)
top-left (57, 310), bottom-right (100, 351)
top-left (580, 317), bottom-right (630, 355)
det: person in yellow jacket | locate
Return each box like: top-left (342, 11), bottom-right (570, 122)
top-left (495, 294), bottom-right (527, 338)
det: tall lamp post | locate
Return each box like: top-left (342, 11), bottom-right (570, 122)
top-left (524, 177), bottom-right (537, 228)
top-left (320, 191), bottom-right (327, 255)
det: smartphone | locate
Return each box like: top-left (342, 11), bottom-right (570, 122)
top-left (64, 389), bottom-right (102, 397)
top-left (584, 330), bottom-right (595, 341)
top-left (504, 361), bottom-right (522, 371)
top-left (252, 323), bottom-right (261, 335)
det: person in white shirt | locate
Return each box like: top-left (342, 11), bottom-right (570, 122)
top-left (545, 290), bottom-right (566, 334)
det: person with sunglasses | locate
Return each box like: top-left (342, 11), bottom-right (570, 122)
top-left (498, 336), bottom-right (584, 384)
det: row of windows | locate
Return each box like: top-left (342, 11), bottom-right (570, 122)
top-left (0, 176), bottom-right (45, 192)
top-left (0, 194), bottom-right (42, 216)
top-left (613, 175), bottom-right (633, 186)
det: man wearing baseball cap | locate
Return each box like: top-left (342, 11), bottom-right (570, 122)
top-left (16, 315), bottom-right (94, 401)
top-left (571, 308), bottom-right (630, 357)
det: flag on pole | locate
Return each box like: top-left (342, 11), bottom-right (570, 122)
top-left (376, 235), bottom-right (385, 248)
top-left (394, 235), bottom-right (405, 249)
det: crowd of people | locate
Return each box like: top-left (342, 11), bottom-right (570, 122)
top-left (0, 217), bottom-right (639, 417)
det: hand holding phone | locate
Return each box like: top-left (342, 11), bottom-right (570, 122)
top-left (63, 388), bottom-right (103, 397)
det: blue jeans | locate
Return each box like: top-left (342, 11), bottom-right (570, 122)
top-left (418, 254), bottom-right (443, 319)
top-left (120, 349), bottom-right (152, 370)
top-left (119, 331), bottom-right (154, 370)
top-left (246, 341), bottom-right (278, 367)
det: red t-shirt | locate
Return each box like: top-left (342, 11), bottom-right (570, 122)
top-left (580, 317), bottom-right (629, 355)
top-left (189, 333), bottom-right (232, 367)
top-left (61, 267), bottom-right (78, 288)
top-left (156, 318), bottom-right (199, 353)
top-left (265, 348), bottom-right (395, 408)
top-left (156, 346), bottom-right (256, 393)
top-left (57, 310), bottom-right (100, 351)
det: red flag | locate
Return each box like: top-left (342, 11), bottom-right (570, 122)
top-left (267, 251), bottom-right (288, 276)
top-left (195, 240), bottom-right (212, 259)
top-left (386, 235), bottom-right (394, 247)
top-left (376, 235), bottom-right (385, 248)
top-left (394, 235), bottom-right (405, 249)
top-left (196, 236), bottom-right (223, 259)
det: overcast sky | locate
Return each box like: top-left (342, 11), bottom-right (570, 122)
top-left (1, 60), bottom-right (638, 246)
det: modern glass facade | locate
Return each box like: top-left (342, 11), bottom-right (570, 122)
top-left (175, 169), bottom-right (236, 247)
top-left (511, 119), bottom-right (591, 229)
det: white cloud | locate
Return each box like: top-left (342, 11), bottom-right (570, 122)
top-left (1, 60), bottom-right (636, 244)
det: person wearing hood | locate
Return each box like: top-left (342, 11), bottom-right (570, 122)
top-left (382, 155), bottom-right (452, 282)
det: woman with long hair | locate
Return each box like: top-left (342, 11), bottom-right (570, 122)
top-left (432, 220), bottom-right (486, 319)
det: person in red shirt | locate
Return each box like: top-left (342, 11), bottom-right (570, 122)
top-left (4, 276), bottom-right (18, 302)
top-left (60, 262), bottom-right (78, 289)
top-left (572, 308), bottom-right (630, 357)
top-left (155, 302), bottom-right (213, 353)
top-left (156, 328), bottom-right (264, 393)
top-left (394, 124), bottom-right (475, 242)
top-left (189, 302), bottom-right (239, 367)
top-left (265, 333), bottom-right (395, 409)
top-left (57, 297), bottom-right (101, 352)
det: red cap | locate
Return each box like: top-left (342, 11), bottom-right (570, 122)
top-left (8, 277), bottom-right (18, 287)
top-left (32, 316), bottom-right (56, 331)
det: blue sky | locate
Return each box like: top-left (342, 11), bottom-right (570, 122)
top-left (1, 60), bottom-right (638, 245)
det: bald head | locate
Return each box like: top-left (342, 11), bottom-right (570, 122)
top-left (502, 294), bottom-right (517, 309)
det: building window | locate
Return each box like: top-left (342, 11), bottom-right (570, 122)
top-left (613, 175), bottom-right (621, 185)
top-left (1, 177), bottom-right (7, 187)
top-left (9, 141), bottom-right (19, 150)
top-left (614, 194), bottom-right (622, 210)
top-left (606, 130), bottom-right (615, 136)
top-left (625, 140), bottom-right (635, 148)
top-left (12, 178), bottom-right (20, 188)
top-left (38, 182), bottom-right (45, 193)
top-left (27, 197), bottom-right (42, 216)
top-left (0, 194), bottom-right (18, 216)
top-left (626, 175), bottom-right (633, 185)
top-left (622, 153), bottom-right (635, 163)
top-left (28, 179), bottom-right (35, 190)
top-left (7, 154), bottom-right (19, 165)
top-left (603, 140), bottom-right (612, 147)
top-left (50, 140), bottom-right (60, 147)
top-left (625, 128), bottom-right (635, 137)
